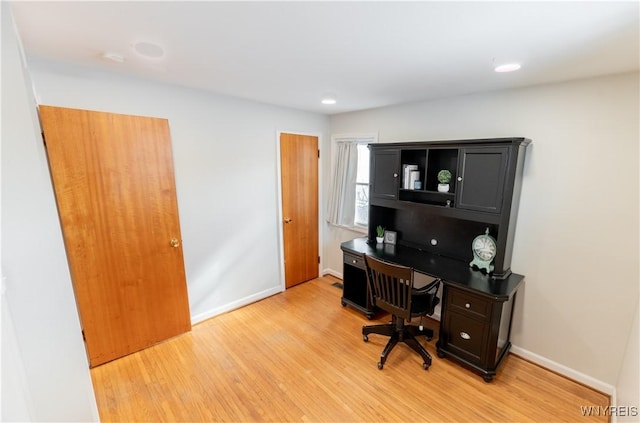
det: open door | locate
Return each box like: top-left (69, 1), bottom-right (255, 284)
top-left (40, 105), bottom-right (191, 367)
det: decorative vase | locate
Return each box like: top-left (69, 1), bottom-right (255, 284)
top-left (376, 236), bottom-right (384, 244)
top-left (438, 183), bottom-right (450, 193)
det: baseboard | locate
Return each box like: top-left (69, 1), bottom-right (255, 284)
top-left (190, 286), bottom-right (283, 325)
top-left (322, 268), bottom-right (342, 279)
top-left (193, 270), bottom-right (345, 325)
top-left (510, 345), bottom-right (616, 397)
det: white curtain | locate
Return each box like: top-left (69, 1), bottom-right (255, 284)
top-left (327, 141), bottom-right (358, 227)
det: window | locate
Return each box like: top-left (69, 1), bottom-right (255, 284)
top-left (354, 143), bottom-right (370, 227)
top-left (327, 134), bottom-right (377, 231)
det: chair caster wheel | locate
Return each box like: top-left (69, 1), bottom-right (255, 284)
top-left (423, 363), bottom-right (429, 370)
top-left (377, 362), bottom-right (383, 370)
top-left (363, 335), bottom-right (369, 342)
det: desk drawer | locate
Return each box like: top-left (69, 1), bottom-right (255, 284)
top-left (448, 288), bottom-right (491, 320)
top-left (444, 310), bottom-right (489, 365)
top-left (343, 252), bottom-right (365, 270)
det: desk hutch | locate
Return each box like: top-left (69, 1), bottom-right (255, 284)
top-left (340, 137), bottom-right (530, 381)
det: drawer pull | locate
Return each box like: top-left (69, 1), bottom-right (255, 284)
top-left (352, 260), bottom-right (357, 264)
top-left (460, 332), bottom-right (471, 340)
top-left (465, 303), bottom-right (471, 309)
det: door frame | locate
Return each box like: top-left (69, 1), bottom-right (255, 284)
top-left (275, 130), bottom-right (323, 290)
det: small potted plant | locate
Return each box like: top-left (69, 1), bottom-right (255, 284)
top-left (437, 169), bottom-right (452, 193)
top-left (376, 225), bottom-right (385, 244)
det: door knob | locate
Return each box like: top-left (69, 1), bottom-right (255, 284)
top-left (284, 218), bottom-right (293, 223)
top-left (170, 238), bottom-right (180, 248)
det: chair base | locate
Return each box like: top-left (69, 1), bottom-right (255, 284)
top-left (362, 317), bottom-right (433, 370)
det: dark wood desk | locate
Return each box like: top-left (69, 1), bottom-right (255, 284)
top-left (341, 237), bottom-right (524, 382)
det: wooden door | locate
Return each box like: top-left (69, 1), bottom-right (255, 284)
top-left (280, 133), bottom-right (319, 288)
top-left (40, 106), bottom-right (191, 367)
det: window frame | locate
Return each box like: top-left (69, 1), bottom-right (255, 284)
top-left (329, 133), bottom-right (378, 233)
top-left (353, 143), bottom-right (370, 229)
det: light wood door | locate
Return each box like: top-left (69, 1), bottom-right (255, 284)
top-left (40, 105), bottom-right (191, 367)
top-left (280, 133), bottom-right (319, 288)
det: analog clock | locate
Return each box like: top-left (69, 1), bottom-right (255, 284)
top-left (469, 228), bottom-right (497, 273)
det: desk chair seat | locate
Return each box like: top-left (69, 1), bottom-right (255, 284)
top-left (362, 255), bottom-right (440, 370)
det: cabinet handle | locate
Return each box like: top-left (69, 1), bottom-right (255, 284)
top-left (457, 176), bottom-right (463, 182)
top-left (465, 303), bottom-right (470, 309)
top-left (393, 173), bottom-right (398, 178)
top-left (352, 260), bottom-right (357, 264)
top-left (460, 332), bottom-right (471, 340)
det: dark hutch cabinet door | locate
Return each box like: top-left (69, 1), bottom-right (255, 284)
top-left (456, 147), bottom-right (509, 213)
top-left (370, 148), bottom-right (400, 201)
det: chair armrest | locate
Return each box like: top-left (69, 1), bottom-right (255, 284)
top-left (412, 279), bottom-right (440, 296)
top-left (411, 279), bottom-right (441, 316)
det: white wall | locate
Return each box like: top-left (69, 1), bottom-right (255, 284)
top-left (1, 278), bottom-right (33, 422)
top-left (616, 299), bottom-right (639, 421)
top-left (327, 72), bottom-right (639, 389)
top-left (25, 56), bottom-right (329, 323)
top-left (1, 4), bottom-right (99, 421)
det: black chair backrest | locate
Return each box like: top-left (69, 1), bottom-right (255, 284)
top-left (364, 255), bottom-right (413, 321)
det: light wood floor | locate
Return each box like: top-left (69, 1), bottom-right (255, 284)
top-left (91, 275), bottom-right (609, 422)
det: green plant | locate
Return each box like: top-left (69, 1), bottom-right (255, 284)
top-left (437, 169), bottom-right (452, 184)
top-left (376, 225), bottom-right (385, 238)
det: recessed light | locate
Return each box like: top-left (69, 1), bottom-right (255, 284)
top-left (494, 63), bottom-right (521, 73)
top-left (102, 52), bottom-right (125, 63)
top-left (321, 97), bottom-right (337, 105)
top-left (133, 41), bottom-right (165, 59)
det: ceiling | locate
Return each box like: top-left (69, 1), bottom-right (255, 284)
top-left (10, 1), bottom-right (640, 115)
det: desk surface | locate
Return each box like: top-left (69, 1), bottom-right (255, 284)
top-left (341, 237), bottom-right (523, 300)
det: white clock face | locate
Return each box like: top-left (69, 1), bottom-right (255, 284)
top-left (473, 237), bottom-right (496, 261)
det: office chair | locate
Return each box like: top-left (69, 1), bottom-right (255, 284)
top-left (362, 255), bottom-right (440, 370)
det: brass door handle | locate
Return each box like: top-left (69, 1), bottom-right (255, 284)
top-left (170, 238), bottom-right (180, 248)
top-left (284, 218), bottom-right (293, 224)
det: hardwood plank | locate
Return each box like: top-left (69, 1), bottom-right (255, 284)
top-left (91, 275), bottom-right (609, 422)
